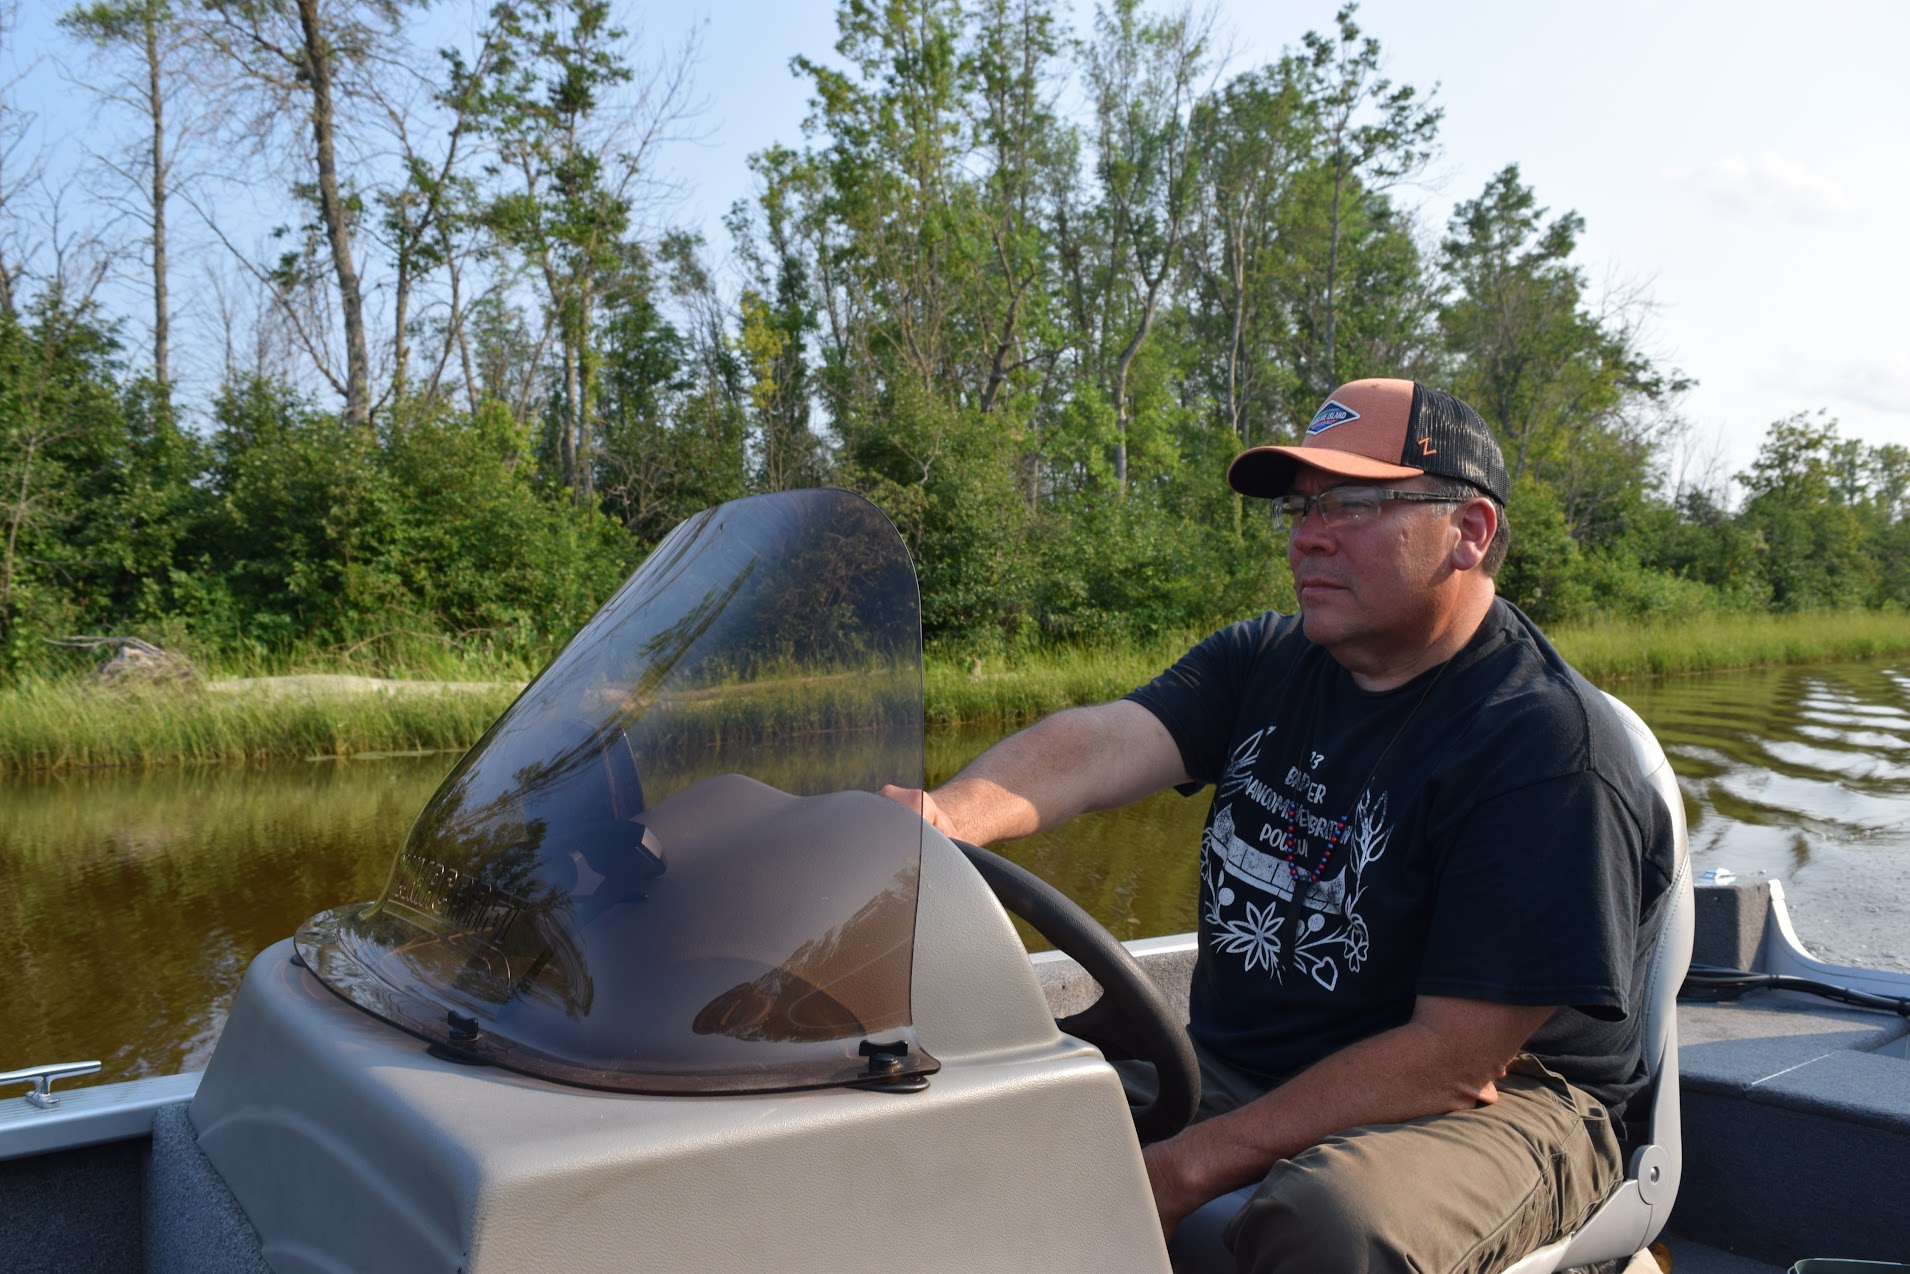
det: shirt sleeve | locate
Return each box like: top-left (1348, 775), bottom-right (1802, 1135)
top-left (1413, 770), bottom-right (1643, 1020)
top-left (1123, 614), bottom-right (1282, 786)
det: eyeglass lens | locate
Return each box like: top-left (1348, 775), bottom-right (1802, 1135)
top-left (1273, 488), bottom-right (1382, 530)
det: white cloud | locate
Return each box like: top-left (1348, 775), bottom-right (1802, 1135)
top-left (1665, 152), bottom-right (1860, 225)
top-left (1817, 357), bottom-right (1910, 419)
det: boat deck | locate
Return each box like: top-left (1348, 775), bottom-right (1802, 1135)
top-left (1669, 990), bottom-right (1910, 1268)
top-left (7, 879), bottom-right (1907, 1271)
top-left (0, 1044), bottom-right (1830, 1274)
top-left (1660, 1238), bottom-right (1785, 1272)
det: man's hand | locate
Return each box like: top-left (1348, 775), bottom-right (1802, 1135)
top-left (878, 785), bottom-right (964, 840)
top-left (878, 702), bottom-right (1190, 848)
top-left (1142, 1135), bottom-right (1209, 1241)
top-left (1132, 994), bottom-right (1555, 1242)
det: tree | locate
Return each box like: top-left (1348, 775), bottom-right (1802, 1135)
top-left (1439, 165), bottom-right (1686, 545)
top-left (1635, 485), bottom-right (1768, 611)
top-left (1298, 3), bottom-right (1438, 392)
top-left (0, 299), bottom-right (114, 661)
top-left (791, 0), bottom-right (975, 410)
top-left (60, 0), bottom-right (204, 389)
top-left (1866, 443), bottom-right (1910, 606)
top-left (966, 0), bottom-right (1068, 421)
top-left (194, 0), bottom-right (413, 429)
top-left (726, 151), bottom-right (825, 492)
top-left (367, 26), bottom-right (494, 412)
top-left (380, 398), bottom-right (630, 643)
top-left (192, 373), bottom-right (388, 643)
top-left (1075, 0), bottom-right (1208, 490)
top-left (591, 239), bottom-right (750, 541)
top-left (462, 289), bottom-right (549, 423)
top-left (780, 0), bottom-right (1087, 641)
top-left (1737, 412), bottom-right (1879, 610)
top-left (0, 0), bottom-right (47, 318)
top-left (464, 0), bottom-right (698, 502)
top-left (0, 294), bottom-right (202, 669)
top-left (1186, 57), bottom-right (1314, 445)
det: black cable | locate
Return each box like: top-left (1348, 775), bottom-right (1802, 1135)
top-left (1680, 962), bottom-right (1910, 1017)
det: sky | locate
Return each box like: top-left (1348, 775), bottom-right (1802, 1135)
top-left (655, 0), bottom-right (1910, 493)
top-left (11, 0), bottom-right (1909, 495)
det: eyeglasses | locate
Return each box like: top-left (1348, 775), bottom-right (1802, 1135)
top-left (1271, 486), bottom-right (1464, 533)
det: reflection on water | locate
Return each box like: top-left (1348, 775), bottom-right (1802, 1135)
top-left (0, 757), bottom-right (454, 1079)
top-left (7, 657), bottom-right (1910, 1080)
top-left (1617, 660), bottom-right (1910, 973)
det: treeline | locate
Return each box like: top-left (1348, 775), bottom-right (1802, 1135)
top-left (3, 0), bottom-right (1908, 682)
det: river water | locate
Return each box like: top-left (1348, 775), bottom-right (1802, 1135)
top-left (5, 656), bottom-right (1910, 1082)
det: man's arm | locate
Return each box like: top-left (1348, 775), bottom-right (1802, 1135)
top-left (1142, 995), bottom-right (1556, 1236)
top-left (881, 700), bottom-right (1191, 845)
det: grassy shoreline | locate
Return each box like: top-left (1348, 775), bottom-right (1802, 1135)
top-left (0, 678), bottom-right (524, 775)
top-left (925, 610), bottom-right (1910, 727)
top-left (4, 610), bottom-right (1908, 774)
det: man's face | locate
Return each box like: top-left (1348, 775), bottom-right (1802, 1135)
top-left (1283, 475), bottom-right (1465, 671)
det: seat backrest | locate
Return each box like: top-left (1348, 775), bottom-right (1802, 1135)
top-left (1526, 692), bottom-right (1695, 1271)
top-left (1606, 690), bottom-right (1694, 1147)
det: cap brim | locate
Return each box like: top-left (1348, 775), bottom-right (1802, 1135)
top-left (1226, 446), bottom-right (1425, 498)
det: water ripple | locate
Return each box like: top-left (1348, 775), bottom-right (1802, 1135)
top-left (1619, 658), bottom-right (1910, 970)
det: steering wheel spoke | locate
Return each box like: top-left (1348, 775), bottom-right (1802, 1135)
top-left (1055, 995), bottom-right (1140, 1061)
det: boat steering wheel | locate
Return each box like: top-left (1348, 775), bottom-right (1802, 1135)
top-left (955, 840), bottom-right (1200, 1144)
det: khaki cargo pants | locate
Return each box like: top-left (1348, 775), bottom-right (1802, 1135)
top-left (1123, 1051), bottom-right (1625, 1274)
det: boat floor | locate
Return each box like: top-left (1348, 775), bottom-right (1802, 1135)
top-left (1659, 1236), bottom-right (1786, 1273)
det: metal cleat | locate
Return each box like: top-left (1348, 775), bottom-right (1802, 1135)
top-left (0, 1061), bottom-right (102, 1110)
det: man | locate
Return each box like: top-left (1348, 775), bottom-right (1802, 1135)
top-left (885, 378), bottom-right (1678, 1273)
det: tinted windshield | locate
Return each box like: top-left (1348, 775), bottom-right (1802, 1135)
top-left (297, 490), bottom-right (934, 1094)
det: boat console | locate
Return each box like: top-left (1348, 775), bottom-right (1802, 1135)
top-left (178, 491), bottom-right (1169, 1272)
top-left (187, 823), bottom-right (1161, 1271)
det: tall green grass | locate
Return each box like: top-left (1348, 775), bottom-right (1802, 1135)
top-left (29, 626), bottom-right (549, 687)
top-left (6, 610), bottom-right (1909, 773)
top-left (200, 640), bottom-right (544, 686)
top-left (0, 678), bottom-right (521, 774)
top-left (923, 610), bottom-right (1910, 726)
top-left (1548, 610), bottom-right (1910, 681)
top-left (923, 637), bottom-right (1202, 727)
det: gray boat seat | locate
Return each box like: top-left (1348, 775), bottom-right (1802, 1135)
top-left (1166, 692), bottom-right (1696, 1274)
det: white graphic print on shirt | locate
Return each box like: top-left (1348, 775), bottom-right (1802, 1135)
top-left (1200, 726), bottom-right (1393, 991)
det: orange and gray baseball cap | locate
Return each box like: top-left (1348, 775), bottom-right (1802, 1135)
top-left (1227, 379), bottom-right (1509, 504)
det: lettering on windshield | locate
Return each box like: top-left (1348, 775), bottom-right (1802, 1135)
top-left (388, 857), bottom-right (530, 945)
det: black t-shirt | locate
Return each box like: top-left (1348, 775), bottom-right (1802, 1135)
top-left (1125, 598), bottom-right (1678, 1118)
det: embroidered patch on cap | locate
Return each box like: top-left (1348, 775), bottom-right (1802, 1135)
top-left (1306, 399), bottom-right (1361, 435)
